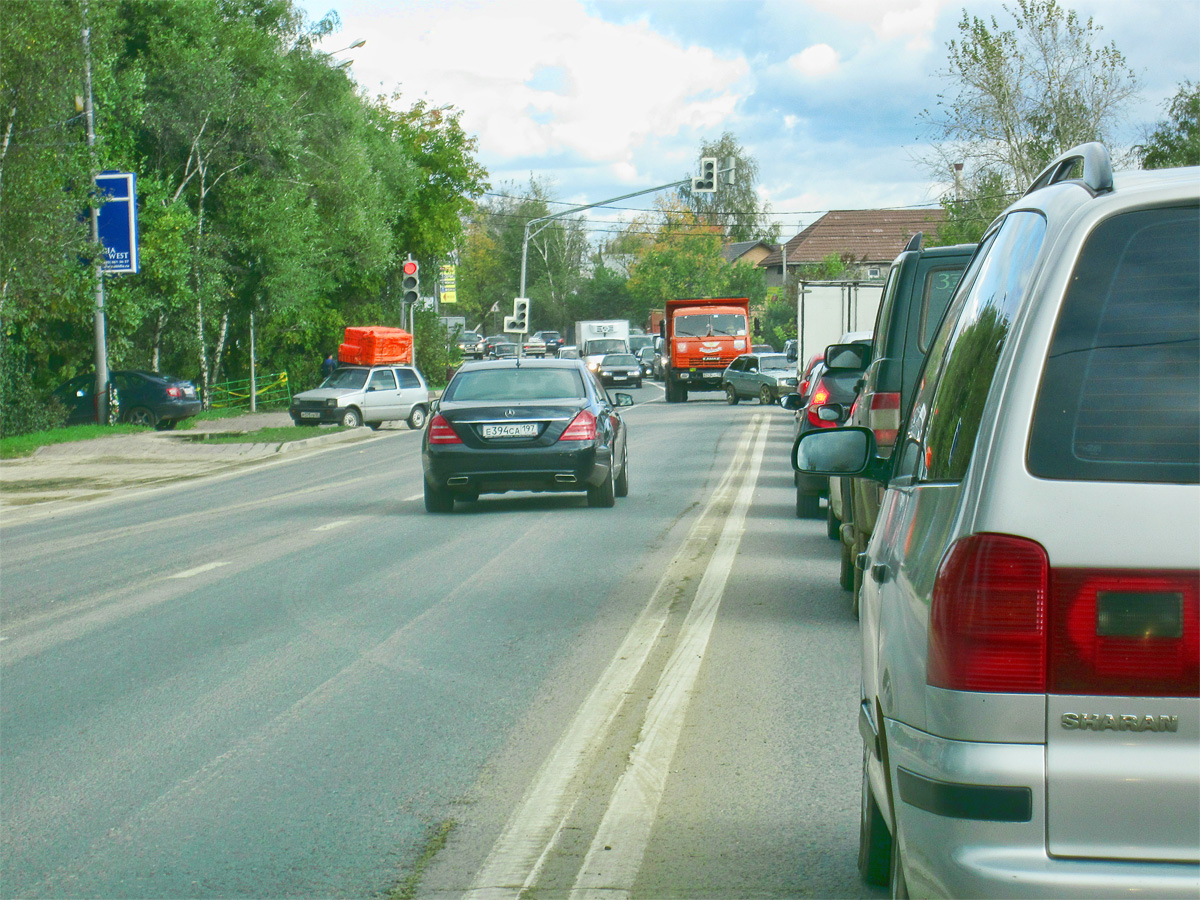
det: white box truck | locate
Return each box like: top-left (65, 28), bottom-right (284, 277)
top-left (574, 320), bottom-right (630, 368)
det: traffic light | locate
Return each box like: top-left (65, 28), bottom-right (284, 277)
top-left (401, 258), bottom-right (419, 305)
top-left (693, 157), bottom-right (717, 193)
top-left (504, 297), bottom-right (530, 334)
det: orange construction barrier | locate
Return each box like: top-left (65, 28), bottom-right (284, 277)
top-left (338, 326), bottom-right (413, 365)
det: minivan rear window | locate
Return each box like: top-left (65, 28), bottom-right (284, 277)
top-left (1029, 205), bottom-right (1199, 484)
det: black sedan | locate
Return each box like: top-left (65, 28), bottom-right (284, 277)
top-left (52, 370), bottom-right (201, 429)
top-left (421, 358), bottom-right (632, 512)
top-left (594, 353), bottom-right (642, 387)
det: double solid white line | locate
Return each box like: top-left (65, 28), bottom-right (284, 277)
top-left (467, 414), bottom-right (771, 899)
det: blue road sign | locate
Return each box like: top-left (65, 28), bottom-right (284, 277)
top-left (96, 171), bottom-right (139, 274)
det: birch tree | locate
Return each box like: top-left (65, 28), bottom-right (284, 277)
top-left (923, 0), bottom-right (1139, 189)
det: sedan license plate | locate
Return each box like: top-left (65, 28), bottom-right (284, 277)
top-left (481, 422), bottom-right (538, 438)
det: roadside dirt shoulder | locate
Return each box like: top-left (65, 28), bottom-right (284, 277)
top-left (0, 412), bottom-right (384, 524)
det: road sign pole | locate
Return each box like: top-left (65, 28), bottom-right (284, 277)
top-left (82, 1), bottom-right (110, 424)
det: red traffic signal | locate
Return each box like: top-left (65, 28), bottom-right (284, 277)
top-left (402, 258), bottom-right (419, 304)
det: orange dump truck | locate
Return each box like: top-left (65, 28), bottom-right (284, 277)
top-left (660, 298), bottom-right (751, 402)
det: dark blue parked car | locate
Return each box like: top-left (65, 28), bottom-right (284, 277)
top-left (53, 370), bottom-right (201, 429)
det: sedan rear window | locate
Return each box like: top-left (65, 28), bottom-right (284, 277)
top-left (445, 367), bottom-right (587, 401)
top-left (1029, 205), bottom-right (1199, 484)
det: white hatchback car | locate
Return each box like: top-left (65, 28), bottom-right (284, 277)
top-left (289, 364), bottom-right (430, 430)
top-left (794, 144), bottom-right (1199, 898)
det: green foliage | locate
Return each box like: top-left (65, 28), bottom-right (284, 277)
top-left (1139, 82), bottom-right (1200, 169)
top-left (412, 303), bottom-right (458, 388)
top-left (0, 332), bottom-right (68, 438)
top-left (624, 201), bottom-right (766, 317)
top-left (0, 0), bottom-right (488, 429)
top-left (931, 171), bottom-right (1015, 246)
top-left (676, 132), bottom-right (779, 242)
top-left (760, 297), bottom-right (797, 350)
top-left (924, 0), bottom-right (1138, 187)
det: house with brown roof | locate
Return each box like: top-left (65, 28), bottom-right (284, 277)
top-left (721, 240), bottom-right (774, 267)
top-left (759, 208), bottom-right (947, 285)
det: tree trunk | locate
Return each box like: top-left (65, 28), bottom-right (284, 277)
top-left (151, 310), bottom-right (166, 371)
top-left (193, 162), bottom-right (210, 406)
top-left (211, 309), bottom-right (228, 386)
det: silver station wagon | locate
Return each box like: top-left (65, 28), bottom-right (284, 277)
top-left (795, 144), bottom-right (1199, 898)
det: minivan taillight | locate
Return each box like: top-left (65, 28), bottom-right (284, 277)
top-left (1050, 570), bottom-right (1199, 697)
top-left (928, 534), bottom-right (1048, 693)
top-left (427, 414), bottom-right (462, 444)
top-left (929, 535), bottom-right (1200, 698)
top-left (559, 409), bottom-right (596, 441)
top-left (868, 391), bottom-right (900, 451)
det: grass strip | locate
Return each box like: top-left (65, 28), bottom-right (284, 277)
top-left (387, 819), bottom-right (456, 900)
top-left (0, 424), bottom-right (146, 459)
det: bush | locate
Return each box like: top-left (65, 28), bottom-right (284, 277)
top-left (0, 333), bottom-right (67, 438)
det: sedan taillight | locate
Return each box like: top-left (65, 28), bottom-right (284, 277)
top-left (805, 381), bottom-right (837, 428)
top-left (559, 409), bottom-right (596, 441)
top-left (428, 414), bottom-right (463, 444)
top-left (166, 385), bottom-right (183, 398)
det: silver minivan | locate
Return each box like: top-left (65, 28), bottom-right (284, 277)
top-left (795, 145), bottom-right (1199, 897)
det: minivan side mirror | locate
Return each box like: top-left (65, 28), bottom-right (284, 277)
top-left (823, 342), bottom-right (871, 372)
top-left (791, 426), bottom-right (890, 483)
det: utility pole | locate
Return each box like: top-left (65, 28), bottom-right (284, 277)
top-left (82, 0), bottom-right (110, 423)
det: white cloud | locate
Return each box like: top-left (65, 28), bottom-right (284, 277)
top-left (333, 1), bottom-right (749, 184)
top-left (787, 43), bottom-right (840, 77)
top-left (803, 0), bottom-right (953, 50)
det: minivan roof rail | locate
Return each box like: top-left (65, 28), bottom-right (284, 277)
top-left (1023, 142), bottom-right (1113, 197)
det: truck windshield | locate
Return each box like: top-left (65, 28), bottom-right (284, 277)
top-left (586, 339), bottom-right (626, 355)
top-left (675, 314), bottom-right (747, 337)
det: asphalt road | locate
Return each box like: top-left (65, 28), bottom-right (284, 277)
top-left (1, 385), bottom-right (883, 900)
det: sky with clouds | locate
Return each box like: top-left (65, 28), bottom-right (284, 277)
top-left (303, 0), bottom-right (1200, 240)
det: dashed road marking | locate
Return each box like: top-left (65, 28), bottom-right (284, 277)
top-left (168, 562), bottom-right (231, 579)
top-left (312, 520), bottom-right (352, 531)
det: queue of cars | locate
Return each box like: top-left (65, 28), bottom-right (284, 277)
top-left (792, 145), bottom-right (1199, 898)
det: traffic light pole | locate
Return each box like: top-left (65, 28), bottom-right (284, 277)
top-left (518, 179), bottom-right (689, 301)
top-left (518, 159), bottom-right (734, 300)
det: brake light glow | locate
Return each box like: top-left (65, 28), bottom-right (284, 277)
top-left (427, 414), bottom-right (462, 444)
top-left (928, 534), bottom-right (1048, 693)
top-left (868, 391), bottom-right (901, 450)
top-left (559, 409), bottom-right (596, 441)
top-left (806, 381), bottom-right (836, 428)
top-left (166, 385), bottom-right (183, 398)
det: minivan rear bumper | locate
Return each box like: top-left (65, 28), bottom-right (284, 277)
top-left (887, 718), bottom-right (1200, 898)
